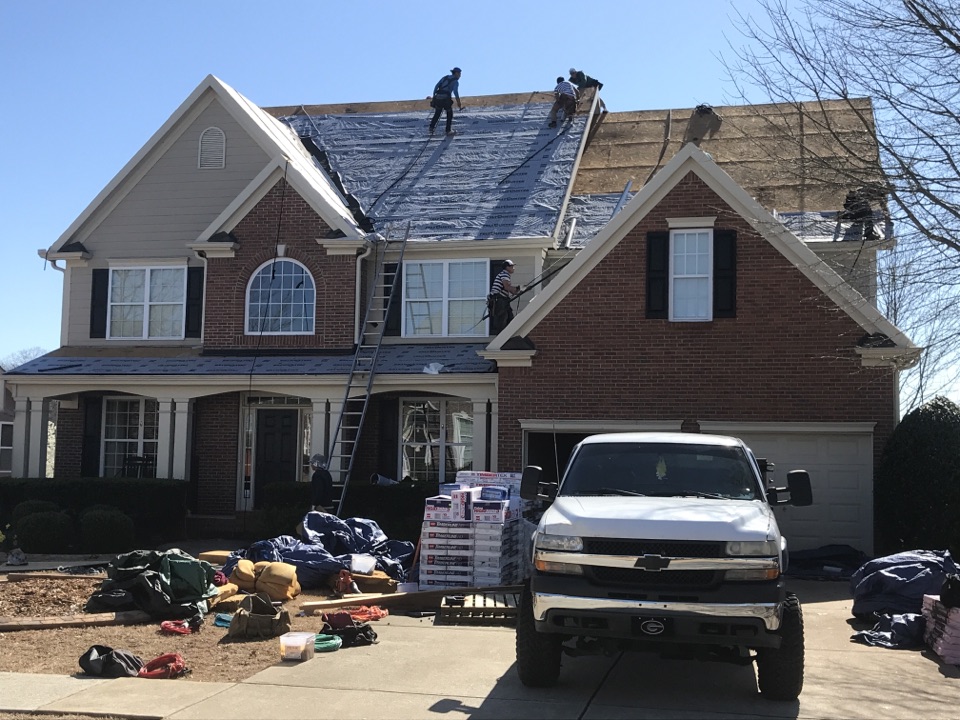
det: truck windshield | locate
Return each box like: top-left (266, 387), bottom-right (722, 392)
top-left (559, 442), bottom-right (760, 501)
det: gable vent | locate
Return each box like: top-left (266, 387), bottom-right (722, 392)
top-left (198, 127), bottom-right (226, 169)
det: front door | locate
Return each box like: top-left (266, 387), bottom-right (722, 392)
top-left (254, 409), bottom-right (299, 507)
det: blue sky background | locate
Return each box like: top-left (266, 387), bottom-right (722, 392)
top-left (0, 0), bottom-right (761, 364)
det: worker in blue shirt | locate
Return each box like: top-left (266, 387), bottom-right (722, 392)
top-left (429, 67), bottom-right (463, 135)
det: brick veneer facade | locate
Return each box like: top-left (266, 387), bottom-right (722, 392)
top-left (203, 180), bottom-right (357, 350)
top-left (53, 405), bottom-right (82, 478)
top-left (496, 172), bottom-right (896, 471)
top-left (192, 393), bottom-right (241, 516)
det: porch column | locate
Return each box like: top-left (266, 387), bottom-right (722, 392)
top-left (171, 398), bottom-right (191, 481)
top-left (26, 397), bottom-right (49, 479)
top-left (309, 397), bottom-right (330, 461)
top-left (488, 398), bottom-right (499, 470)
top-left (155, 399), bottom-right (174, 479)
top-left (12, 397), bottom-right (30, 478)
top-left (472, 399), bottom-right (490, 472)
top-left (325, 398), bottom-right (345, 481)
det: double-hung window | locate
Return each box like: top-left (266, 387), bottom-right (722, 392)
top-left (0, 422), bottom-right (12, 476)
top-left (671, 229), bottom-right (712, 321)
top-left (108, 267), bottom-right (186, 339)
top-left (403, 260), bottom-right (487, 337)
top-left (101, 398), bottom-right (158, 478)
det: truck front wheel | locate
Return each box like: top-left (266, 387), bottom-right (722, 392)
top-left (516, 583), bottom-right (562, 687)
top-left (755, 592), bottom-right (804, 701)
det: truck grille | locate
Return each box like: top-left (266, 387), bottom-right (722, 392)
top-left (582, 538), bottom-right (725, 558)
top-left (590, 567), bottom-right (721, 588)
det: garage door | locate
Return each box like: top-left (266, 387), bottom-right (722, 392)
top-left (701, 423), bottom-right (875, 555)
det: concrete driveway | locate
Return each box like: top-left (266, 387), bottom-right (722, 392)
top-left (1, 578), bottom-right (957, 719)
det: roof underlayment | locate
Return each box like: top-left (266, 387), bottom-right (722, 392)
top-left (281, 103), bottom-right (588, 242)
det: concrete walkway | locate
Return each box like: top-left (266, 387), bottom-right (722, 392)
top-left (0, 580), bottom-right (958, 719)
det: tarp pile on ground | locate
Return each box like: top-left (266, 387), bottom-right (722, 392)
top-left (849, 549), bottom-right (958, 649)
top-left (221, 512), bottom-right (415, 590)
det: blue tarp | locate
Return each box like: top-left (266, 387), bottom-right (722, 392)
top-left (850, 549), bottom-right (958, 617)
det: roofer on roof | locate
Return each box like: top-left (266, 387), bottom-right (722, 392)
top-left (548, 76), bottom-right (580, 128)
top-left (428, 67), bottom-right (463, 136)
top-left (488, 259), bottom-right (521, 335)
top-left (569, 68), bottom-right (607, 113)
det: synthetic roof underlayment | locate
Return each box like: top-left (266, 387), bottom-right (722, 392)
top-left (281, 103), bottom-right (588, 241)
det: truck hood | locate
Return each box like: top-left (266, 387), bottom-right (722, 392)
top-left (540, 496), bottom-right (777, 542)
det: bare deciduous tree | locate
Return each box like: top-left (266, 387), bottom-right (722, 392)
top-left (725, 0), bottom-right (960, 409)
top-left (0, 347), bottom-right (47, 372)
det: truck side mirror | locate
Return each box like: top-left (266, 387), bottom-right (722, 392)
top-left (768, 469), bottom-right (813, 506)
top-left (520, 465), bottom-right (557, 501)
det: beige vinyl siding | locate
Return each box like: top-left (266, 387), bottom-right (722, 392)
top-left (64, 100), bottom-right (271, 346)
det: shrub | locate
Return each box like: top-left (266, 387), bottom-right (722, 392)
top-left (875, 396), bottom-right (960, 554)
top-left (255, 505), bottom-right (308, 540)
top-left (15, 511), bottom-right (75, 553)
top-left (79, 503), bottom-right (124, 519)
top-left (11, 500), bottom-right (61, 528)
top-left (80, 509), bottom-right (137, 554)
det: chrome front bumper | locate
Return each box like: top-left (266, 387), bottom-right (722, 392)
top-left (532, 592), bottom-right (782, 631)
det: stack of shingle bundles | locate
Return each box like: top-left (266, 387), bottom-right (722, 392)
top-left (473, 520), bottom-right (520, 587)
top-left (922, 594), bottom-right (960, 664)
top-left (419, 520), bottom-right (475, 590)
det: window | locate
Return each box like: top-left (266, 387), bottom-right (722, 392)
top-left (400, 399), bottom-right (473, 484)
top-left (101, 398), bottom-right (158, 478)
top-left (671, 230), bottom-right (712, 321)
top-left (0, 422), bottom-right (12, 476)
top-left (402, 260), bottom-right (487, 337)
top-left (108, 267), bottom-right (186, 339)
top-left (646, 229), bottom-right (737, 320)
top-left (246, 259), bottom-right (316, 334)
top-left (198, 127), bottom-right (225, 169)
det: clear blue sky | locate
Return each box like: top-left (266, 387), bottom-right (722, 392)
top-left (0, 0), bottom-right (760, 364)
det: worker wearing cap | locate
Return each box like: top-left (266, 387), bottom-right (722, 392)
top-left (429, 67), bottom-right (463, 135)
top-left (569, 68), bottom-right (607, 113)
top-left (488, 259), bottom-right (521, 335)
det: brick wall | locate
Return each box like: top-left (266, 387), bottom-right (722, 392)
top-left (192, 393), bottom-right (241, 516)
top-left (497, 172), bottom-right (896, 470)
top-left (203, 179), bottom-right (357, 350)
top-left (54, 405), bottom-right (82, 478)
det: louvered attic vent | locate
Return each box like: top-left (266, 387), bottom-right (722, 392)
top-left (198, 127), bottom-right (226, 169)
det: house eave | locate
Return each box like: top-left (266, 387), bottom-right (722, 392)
top-left (185, 241), bottom-right (238, 258)
top-left (477, 349), bottom-right (536, 367)
top-left (857, 346), bottom-right (922, 369)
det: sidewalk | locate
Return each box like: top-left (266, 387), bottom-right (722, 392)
top-left (1, 580), bottom-right (958, 719)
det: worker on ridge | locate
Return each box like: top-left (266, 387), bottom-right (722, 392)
top-left (488, 259), bottom-right (521, 335)
top-left (428, 67), bottom-right (463, 136)
top-left (569, 68), bottom-right (607, 112)
top-left (548, 76), bottom-right (580, 128)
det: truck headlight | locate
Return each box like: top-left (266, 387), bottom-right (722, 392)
top-left (725, 540), bottom-right (778, 556)
top-left (535, 533), bottom-right (583, 552)
top-left (534, 558), bottom-right (584, 575)
top-left (726, 566), bottom-right (780, 581)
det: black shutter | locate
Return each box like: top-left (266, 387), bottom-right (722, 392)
top-left (384, 263), bottom-right (402, 336)
top-left (185, 266), bottom-right (204, 338)
top-left (80, 396), bottom-right (103, 477)
top-left (90, 269), bottom-right (109, 338)
top-left (713, 229), bottom-right (737, 318)
top-left (646, 232), bottom-right (669, 319)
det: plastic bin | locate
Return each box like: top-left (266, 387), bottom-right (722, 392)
top-left (280, 632), bottom-right (316, 661)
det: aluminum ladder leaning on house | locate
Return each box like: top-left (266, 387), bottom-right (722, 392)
top-left (328, 223), bottom-right (410, 516)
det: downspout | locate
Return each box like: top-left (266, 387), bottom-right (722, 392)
top-left (192, 249), bottom-right (209, 346)
top-left (354, 236), bottom-right (375, 344)
top-left (38, 249), bottom-right (67, 347)
top-left (37, 249), bottom-right (65, 273)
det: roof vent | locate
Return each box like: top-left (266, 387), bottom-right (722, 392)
top-left (199, 127), bottom-right (226, 169)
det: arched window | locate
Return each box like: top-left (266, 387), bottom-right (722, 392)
top-left (246, 259), bottom-right (315, 334)
top-left (198, 127), bottom-right (226, 169)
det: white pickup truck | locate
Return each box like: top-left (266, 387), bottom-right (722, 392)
top-left (516, 431), bottom-right (813, 701)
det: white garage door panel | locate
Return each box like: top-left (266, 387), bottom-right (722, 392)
top-left (716, 428), bottom-right (874, 554)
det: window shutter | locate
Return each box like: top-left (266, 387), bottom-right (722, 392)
top-left (713, 229), bottom-right (737, 318)
top-left (90, 269), bottom-right (109, 338)
top-left (646, 232), bottom-right (669, 319)
top-left (384, 263), bottom-right (402, 336)
top-left (80, 396), bottom-right (103, 477)
top-left (185, 266), bottom-right (204, 338)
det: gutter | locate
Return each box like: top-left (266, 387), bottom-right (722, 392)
top-left (354, 237), bottom-right (375, 344)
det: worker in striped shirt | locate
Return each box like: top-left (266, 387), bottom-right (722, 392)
top-left (548, 76), bottom-right (580, 128)
top-left (488, 259), bottom-right (521, 334)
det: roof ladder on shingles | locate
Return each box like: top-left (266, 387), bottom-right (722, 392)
top-left (329, 223), bottom-right (410, 516)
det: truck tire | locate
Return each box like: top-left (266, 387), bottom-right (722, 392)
top-left (755, 592), bottom-right (804, 701)
top-left (516, 583), bottom-right (562, 687)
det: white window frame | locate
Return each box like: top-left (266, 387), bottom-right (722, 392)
top-left (198, 126), bottom-right (226, 169)
top-left (0, 421), bottom-right (12, 476)
top-left (401, 259), bottom-right (488, 337)
top-left (100, 397), bottom-right (159, 478)
top-left (669, 229), bottom-right (713, 322)
top-left (398, 397), bottom-right (474, 485)
top-left (245, 258), bottom-right (316, 335)
top-left (107, 266), bottom-right (187, 340)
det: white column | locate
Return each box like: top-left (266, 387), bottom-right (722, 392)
top-left (26, 398), bottom-right (48, 478)
top-left (488, 398), bottom-right (499, 470)
top-left (326, 398), bottom-right (345, 482)
top-left (309, 397), bottom-right (330, 460)
top-left (472, 399), bottom-right (490, 472)
top-left (155, 399), bottom-right (174, 479)
top-left (171, 398), bottom-right (190, 480)
top-left (12, 397), bottom-right (30, 478)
